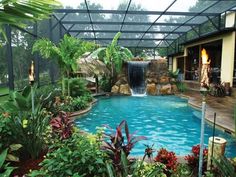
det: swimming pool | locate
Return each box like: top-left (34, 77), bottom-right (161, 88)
top-left (76, 96), bottom-right (236, 157)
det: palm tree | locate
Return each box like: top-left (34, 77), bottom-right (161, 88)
top-left (0, 0), bottom-right (61, 41)
top-left (91, 32), bottom-right (134, 84)
top-left (32, 35), bottom-right (97, 96)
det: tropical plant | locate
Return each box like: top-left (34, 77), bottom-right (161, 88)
top-left (154, 148), bottom-right (178, 176)
top-left (0, 85), bottom-right (52, 114)
top-left (175, 81), bottom-right (187, 93)
top-left (185, 144), bottom-right (208, 175)
top-left (143, 144), bottom-right (155, 161)
top-left (0, 0), bottom-right (60, 44)
top-left (209, 83), bottom-right (226, 97)
top-left (7, 106), bottom-right (51, 159)
top-left (0, 149), bottom-right (16, 177)
top-left (91, 32), bottom-right (134, 83)
top-left (102, 120), bottom-right (146, 168)
top-left (32, 35), bottom-right (97, 96)
top-left (105, 150), bottom-right (167, 177)
top-left (50, 111), bottom-right (74, 139)
top-left (99, 76), bottom-right (112, 92)
top-left (0, 113), bottom-right (13, 150)
top-left (29, 131), bottom-right (108, 177)
top-left (213, 155), bottom-right (236, 177)
top-left (169, 69), bottom-right (180, 81)
top-left (171, 164), bottom-right (192, 177)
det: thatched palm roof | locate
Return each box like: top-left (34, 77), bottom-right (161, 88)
top-left (77, 52), bottom-right (110, 77)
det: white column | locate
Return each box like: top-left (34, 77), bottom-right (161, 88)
top-left (221, 32), bottom-right (235, 86)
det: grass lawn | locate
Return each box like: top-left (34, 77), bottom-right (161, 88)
top-left (0, 87), bottom-right (9, 95)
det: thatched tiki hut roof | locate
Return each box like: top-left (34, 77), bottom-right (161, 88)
top-left (77, 52), bottom-right (110, 77)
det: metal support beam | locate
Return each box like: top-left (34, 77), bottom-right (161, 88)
top-left (85, 0), bottom-right (96, 41)
top-left (55, 9), bottom-right (219, 17)
top-left (33, 22), bottom-right (40, 86)
top-left (5, 25), bottom-right (14, 91)
top-left (68, 29), bottom-right (185, 34)
top-left (191, 26), bottom-right (200, 37)
top-left (79, 37), bottom-right (174, 41)
top-left (206, 16), bottom-right (220, 30)
top-left (51, 13), bottom-right (68, 30)
top-left (52, 14), bottom-right (69, 35)
top-left (49, 18), bottom-right (55, 84)
top-left (120, 0), bottom-right (132, 31)
top-left (62, 21), bottom-right (199, 26)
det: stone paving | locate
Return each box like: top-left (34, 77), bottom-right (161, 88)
top-left (181, 90), bottom-right (236, 134)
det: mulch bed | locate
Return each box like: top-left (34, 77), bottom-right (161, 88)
top-left (11, 151), bottom-right (46, 177)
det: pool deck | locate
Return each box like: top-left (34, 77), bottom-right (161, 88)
top-left (180, 90), bottom-right (236, 134)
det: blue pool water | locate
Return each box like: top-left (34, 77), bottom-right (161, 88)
top-left (76, 96), bottom-right (236, 157)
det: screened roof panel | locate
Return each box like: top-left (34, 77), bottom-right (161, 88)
top-left (138, 40), bottom-right (157, 47)
top-left (118, 40), bottom-right (139, 47)
top-left (93, 24), bottom-right (121, 30)
top-left (186, 16), bottom-right (208, 25)
top-left (124, 14), bottom-right (159, 23)
top-left (71, 24), bottom-right (93, 30)
top-left (57, 0), bottom-right (236, 49)
top-left (155, 15), bottom-right (194, 23)
top-left (88, 0), bottom-right (129, 10)
top-left (91, 14), bottom-right (125, 22)
top-left (121, 33), bottom-right (143, 39)
top-left (167, 0), bottom-right (216, 12)
top-left (175, 26), bottom-right (191, 32)
top-left (130, 0), bottom-right (175, 11)
top-left (77, 32), bottom-right (95, 39)
top-left (204, 1), bottom-right (236, 13)
top-left (96, 32), bottom-right (117, 38)
top-left (63, 13), bottom-right (90, 21)
top-left (122, 24), bottom-right (149, 31)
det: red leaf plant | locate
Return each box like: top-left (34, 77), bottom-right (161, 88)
top-left (154, 148), bottom-right (178, 175)
top-left (50, 111), bottom-right (74, 139)
top-left (185, 144), bottom-right (208, 173)
top-left (102, 120), bottom-right (146, 167)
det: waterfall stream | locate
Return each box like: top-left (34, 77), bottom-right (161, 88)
top-left (127, 61), bottom-right (149, 96)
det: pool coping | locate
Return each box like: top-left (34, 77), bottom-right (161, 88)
top-left (177, 93), bottom-right (235, 136)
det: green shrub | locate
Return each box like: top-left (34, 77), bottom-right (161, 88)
top-left (0, 149), bottom-right (16, 177)
top-left (65, 78), bottom-right (90, 98)
top-left (29, 130), bottom-right (108, 177)
top-left (175, 81), bottom-right (187, 93)
top-left (99, 76), bottom-right (112, 92)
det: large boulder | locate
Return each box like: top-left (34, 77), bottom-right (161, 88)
top-left (119, 84), bottom-right (131, 95)
top-left (171, 84), bottom-right (178, 93)
top-left (159, 76), bottom-right (170, 84)
top-left (115, 77), bottom-right (128, 86)
top-left (111, 85), bottom-right (119, 94)
top-left (160, 84), bottom-right (172, 95)
top-left (146, 83), bottom-right (157, 95)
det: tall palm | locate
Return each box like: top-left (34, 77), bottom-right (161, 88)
top-left (0, 0), bottom-right (61, 40)
top-left (32, 35), bottom-right (97, 96)
top-left (91, 32), bottom-right (134, 83)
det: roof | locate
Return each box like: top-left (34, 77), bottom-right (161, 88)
top-left (54, 0), bottom-right (236, 54)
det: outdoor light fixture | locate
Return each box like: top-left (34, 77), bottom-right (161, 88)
top-left (29, 60), bottom-right (35, 114)
top-left (198, 48), bottom-right (210, 177)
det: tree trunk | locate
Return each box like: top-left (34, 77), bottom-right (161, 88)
top-left (67, 71), bottom-right (70, 97)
